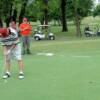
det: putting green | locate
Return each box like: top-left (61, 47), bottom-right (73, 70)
top-left (0, 38), bottom-right (100, 100)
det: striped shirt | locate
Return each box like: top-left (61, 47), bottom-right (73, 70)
top-left (0, 27), bottom-right (20, 46)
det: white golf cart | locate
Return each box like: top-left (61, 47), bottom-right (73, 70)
top-left (84, 25), bottom-right (98, 37)
top-left (34, 25), bottom-right (55, 41)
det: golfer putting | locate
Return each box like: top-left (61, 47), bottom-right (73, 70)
top-left (0, 21), bottom-right (24, 79)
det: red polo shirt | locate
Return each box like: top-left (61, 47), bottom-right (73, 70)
top-left (19, 23), bottom-right (32, 36)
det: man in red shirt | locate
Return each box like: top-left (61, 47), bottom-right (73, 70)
top-left (19, 18), bottom-right (32, 55)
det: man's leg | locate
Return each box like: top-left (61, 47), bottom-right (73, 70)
top-left (18, 59), bottom-right (24, 79)
top-left (18, 59), bottom-right (24, 73)
top-left (14, 43), bottom-right (24, 79)
top-left (3, 46), bottom-right (11, 79)
top-left (22, 36), bottom-right (26, 55)
top-left (26, 36), bottom-right (31, 54)
top-left (3, 59), bottom-right (11, 79)
top-left (5, 59), bottom-right (11, 73)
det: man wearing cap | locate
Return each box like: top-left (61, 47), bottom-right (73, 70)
top-left (0, 21), bottom-right (24, 79)
top-left (19, 18), bottom-right (32, 55)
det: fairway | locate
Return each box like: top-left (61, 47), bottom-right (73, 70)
top-left (0, 38), bottom-right (100, 100)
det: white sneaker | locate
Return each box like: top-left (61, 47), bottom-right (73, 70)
top-left (3, 72), bottom-right (11, 79)
top-left (18, 73), bottom-right (24, 79)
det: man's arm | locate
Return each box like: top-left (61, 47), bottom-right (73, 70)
top-left (19, 24), bottom-right (32, 32)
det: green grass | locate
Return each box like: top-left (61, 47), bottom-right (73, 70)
top-left (0, 16), bottom-right (100, 100)
top-left (0, 38), bottom-right (100, 100)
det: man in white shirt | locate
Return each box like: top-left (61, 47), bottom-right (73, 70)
top-left (0, 21), bottom-right (24, 79)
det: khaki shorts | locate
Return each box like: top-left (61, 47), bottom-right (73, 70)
top-left (4, 43), bottom-right (22, 61)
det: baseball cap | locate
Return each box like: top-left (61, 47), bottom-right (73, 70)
top-left (23, 18), bottom-right (28, 21)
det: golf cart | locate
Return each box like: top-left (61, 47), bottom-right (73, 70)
top-left (84, 25), bottom-right (94, 37)
top-left (34, 25), bottom-right (55, 41)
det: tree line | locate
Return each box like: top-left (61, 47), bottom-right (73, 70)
top-left (0, 0), bottom-right (99, 36)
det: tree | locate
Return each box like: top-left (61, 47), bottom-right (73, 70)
top-left (43, 0), bottom-right (48, 25)
top-left (2, 0), bottom-right (13, 27)
top-left (93, 4), bottom-right (100, 17)
top-left (67, 0), bottom-right (93, 37)
top-left (48, 0), bottom-right (61, 25)
top-left (61, 0), bottom-right (68, 32)
top-left (19, 0), bottom-right (28, 25)
top-left (0, 0), bottom-right (19, 26)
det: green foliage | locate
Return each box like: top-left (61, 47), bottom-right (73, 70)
top-left (26, 0), bottom-right (43, 21)
top-left (67, 0), bottom-right (93, 19)
top-left (93, 4), bottom-right (100, 17)
top-left (0, 0), bottom-right (18, 19)
top-left (48, 0), bottom-right (61, 21)
top-left (1, 29), bottom-right (100, 100)
top-left (26, 0), bottom-right (61, 22)
top-left (0, 0), bottom-right (93, 22)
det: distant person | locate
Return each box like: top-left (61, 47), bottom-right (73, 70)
top-left (19, 18), bottom-right (32, 55)
top-left (84, 25), bottom-right (92, 32)
top-left (0, 21), bottom-right (24, 79)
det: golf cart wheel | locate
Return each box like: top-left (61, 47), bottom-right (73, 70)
top-left (85, 33), bottom-right (91, 37)
top-left (35, 36), bottom-right (40, 41)
top-left (49, 36), bottom-right (55, 40)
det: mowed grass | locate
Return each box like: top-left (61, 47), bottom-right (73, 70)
top-left (0, 38), bottom-right (100, 100)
